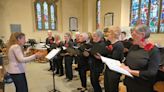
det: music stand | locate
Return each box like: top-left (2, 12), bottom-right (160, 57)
top-left (46, 48), bottom-right (61, 92)
top-left (49, 58), bottom-right (60, 92)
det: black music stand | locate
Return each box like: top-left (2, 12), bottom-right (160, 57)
top-left (49, 58), bottom-right (60, 92)
top-left (47, 49), bottom-right (61, 92)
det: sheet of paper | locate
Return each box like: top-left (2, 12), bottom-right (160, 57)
top-left (101, 56), bottom-right (133, 77)
top-left (45, 48), bottom-right (61, 60)
top-left (73, 46), bottom-right (79, 49)
top-left (45, 45), bottom-right (50, 49)
top-left (62, 46), bottom-right (67, 50)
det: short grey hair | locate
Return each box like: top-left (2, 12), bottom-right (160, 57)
top-left (81, 33), bottom-right (89, 41)
top-left (135, 24), bottom-right (150, 39)
top-left (95, 30), bottom-right (104, 39)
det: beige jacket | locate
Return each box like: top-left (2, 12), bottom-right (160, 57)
top-left (7, 44), bottom-right (36, 74)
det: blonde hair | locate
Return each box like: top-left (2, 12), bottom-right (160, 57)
top-left (108, 26), bottom-right (121, 39)
top-left (7, 32), bottom-right (25, 53)
top-left (64, 32), bottom-right (71, 38)
top-left (48, 30), bottom-right (52, 33)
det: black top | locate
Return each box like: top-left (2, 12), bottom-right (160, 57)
top-left (107, 41), bottom-right (124, 62)
top-left (62, 40), bottom-right (75, 56)
top-left (124, 45), bottom-right (160, 85)
top-left (50, 41), bottom-right (63, 49)
top-left (73, 39), bottom-right (80, 47)
top-left (46, 37), bottom-right (54, 52)
top-left (46, 37), bottom-right (54, 45)
top-left (121, 39), bottom-right (133, 57)
top-left (90, 41), bottom-right (108, 68)
top-left (76, 42), bottom-right (90, 67)
top-left (50, 41), bottom-right (64, 58)
top-left (159, 47), bottom-right (164, 65)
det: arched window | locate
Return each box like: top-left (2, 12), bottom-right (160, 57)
top-left (130, 0), bottom-right (164, 33)
top-left (34, 0), bottom-right (57, 31)
top-left (96, 0), bottom-right (101, 29)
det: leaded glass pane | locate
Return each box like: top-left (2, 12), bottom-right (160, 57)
top-left (149, 0), bottom-right (160, 32)
top-left (131, 0), bottom-right (139, 26)
top-left (97, 0), bottom-right (100, 29)
top-left (140, 0), bottom-right (149, 24)
top-left (43, 2), bottom-right (49, 29)
top-left (36, 3), bottom-right (42, 29)
top-left (50, 5), bottom-right (55, 30)
top-left (160, 0), bottom-right (164, 32)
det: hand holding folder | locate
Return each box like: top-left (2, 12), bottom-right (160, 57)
top-left (100, 56), bottom-right (133, 77)
top-left (45, 48), bottom-right (61, 60)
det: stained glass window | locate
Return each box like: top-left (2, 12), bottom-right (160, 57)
top-left (34, 0), bottom-right (57, 30)
top-left (96, 0), bottom-right (101, 29)
top-left (130, 0), bottom-right (164, 33)
top-left (160, 0), bottom-right (164, 32)
top-left (130, 0), bottom-right (139, 26)
top-left (149, 0), bottom-right (160, 32)
top-left (140, 0), bottom-right (149, 24)
top-left (36, 2), bottom-right (42, 30)
top-left (43, 2), bottom-right (49, 29)
top-left (50, 5), bottom-right (55, 30)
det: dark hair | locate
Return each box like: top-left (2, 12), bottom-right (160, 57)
top-left (121, 31), bottom-right (126, 36)
top-left (103, 27), bottom-right (109, 32)
top-left (15, 32), bottom-right (25, 40)
top-left (7, 32), bottom-right (25, 53)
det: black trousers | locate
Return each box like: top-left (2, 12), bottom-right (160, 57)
top-left (124, 77), bottom-right (154, 92)
top-left (90, 66), bottom-right (103, 92)
top-left (48, 49), bottom-right (53, 70)
top-left (56, 56), bottom-right (64, 75)
top-left (51, 58), bottom-right (57, 71)
top-left (48, 58), bottom-right (56, 70)
top-left (10, 73), bottom-right (28, 92)
top-left (64, 56), bottom-right (73, 80)
top-left (104, 68), bottom-right (121, 92)
top-left (78, 66), bottom-right (88, 88)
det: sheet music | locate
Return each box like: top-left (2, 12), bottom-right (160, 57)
top-left (100, 56), bottom-right (133, 77)
top-left (73, 46), bottom-right (79, 49)
top-left (0, 66), bottom-right (2, 69)
top-left (62, 46), bottom-right (67, 50)
top-left (45, 45), bottom-right (50, 49)
top-left (45, 48), bottom-right (61, 60)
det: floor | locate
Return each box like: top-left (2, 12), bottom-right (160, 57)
top-left (2, 60), bottom-right (163, 92)
top-left (4, 62), bottom-right (126, 92)
top-left (4, 62), bottom-right (92, 92)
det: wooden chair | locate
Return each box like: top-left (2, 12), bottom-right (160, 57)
top-left (154, 81), bottom-right (164, 92)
